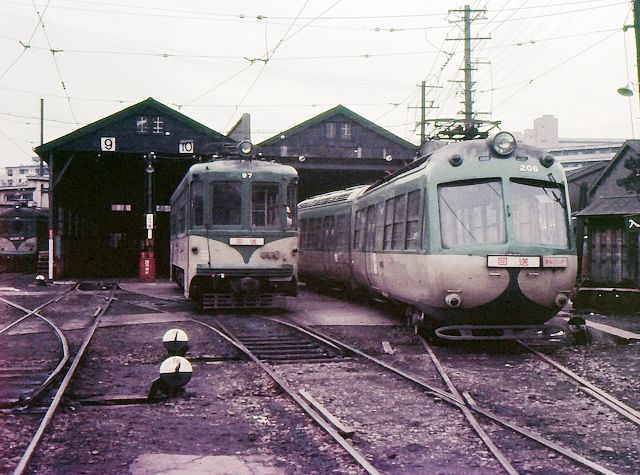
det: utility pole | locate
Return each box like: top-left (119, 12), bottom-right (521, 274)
top-left (424, 5), bottom-right (498, 141)
top-left (139, 152), bottom-right (156, 283)
top-left (420, 80), bottom-right (426, 144)
top-left (448, 4), bottom-right (491, 139)
top-left (411, 81), bottom-right (440, 146)
top-left (463, 5), bottom-right (474, 133)
top-left (40, 98), bottom-right (44, 176)
top-left (635, 0), bottom-right (640, 110)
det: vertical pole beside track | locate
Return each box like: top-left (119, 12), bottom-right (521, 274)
top-left (635, 0), bottom-right (640, 112)
top-left (48, 151), bottom-right (54, 281)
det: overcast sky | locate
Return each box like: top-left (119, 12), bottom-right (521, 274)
top-left (0, 0), bottom-right (635, 166)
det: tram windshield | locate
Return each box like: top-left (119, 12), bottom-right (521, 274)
top-left (438, 179), bottom-right (505, 248)
top-left (510, 179), bottom-right (569, 248)
top-left (0, 218), bottom-right (33, 236)
top-left (211, 182), bottom-right (242, 225)
top-left (252, 183), bottom-right (279, 227)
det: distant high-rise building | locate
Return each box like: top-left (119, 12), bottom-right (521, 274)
top-left (519, 115), bottom-right (623, 170)
top-left (533, 115), bottom-right (559, 148)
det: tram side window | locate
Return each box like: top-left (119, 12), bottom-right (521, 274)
top-left (212, 182), bottom-right (242, 225)
top-left (190, 181), bottom-right (203, 227)
top-left (177, 196), bottom-right (186, 234)
top-left (405, 190), bottom-right (421, 250)
top-left (252, 183), bottom-right (279, 227)
top-left (353, 209), bottom-right (365, 250)
top-left (383, 199), bottom-right (394, 250)
top-left (287, 183), bottom-right (297, 229)
top-left (322, 216), bottom-right (335, 251)
top-left (392, 195), bottom-right (406, 250)
top-left (365, 205), bottom-right (376, 251)
top-left (300, 219), bottom-right (307, 249)
top-left (374, 202), bottom-right (384, 251)
top-left (308, 218), bottom-right (321, 250)
top-left (335, 214), bottom-right (349, 251)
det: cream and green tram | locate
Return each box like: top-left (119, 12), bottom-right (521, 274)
top-left (170, 158), bottom-right (298, 309)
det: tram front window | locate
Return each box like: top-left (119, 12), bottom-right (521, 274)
top-left (211, 182), bottom-right (242, 225)
top-left (510, 179), bottom-right (569, 248)
top-left (438, 179), bottom-right (505, 248)
top-left (252, 183), bottom-right (279, 227)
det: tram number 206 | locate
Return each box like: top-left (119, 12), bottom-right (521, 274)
top-left (519, 164), bottom-right (539, 173)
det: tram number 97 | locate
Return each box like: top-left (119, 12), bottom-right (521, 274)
top-left (242, 172), bottom-right (253, 179)
top-left (519, 164), bottom-right (539, 173)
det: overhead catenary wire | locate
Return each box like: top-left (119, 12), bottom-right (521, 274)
top-left (493, 28), bottom-right (620, 107)
top-left (0, 1), bottom-right (633, 158)
top-left (30, 0), bottom-right (79, 124)
top-left (0, 0), bottom-right (52, 82)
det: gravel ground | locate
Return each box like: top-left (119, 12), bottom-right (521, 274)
top-left (0, 278), bottom-right (638, 474)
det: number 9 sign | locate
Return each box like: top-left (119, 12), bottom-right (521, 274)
top-left (101, 137), bottom-right (116, 151)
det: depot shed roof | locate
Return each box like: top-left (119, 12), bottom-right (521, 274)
top-left (574, 195), bottom-right (640, 217)
top-left (35, 97), bottom-right (228, 157)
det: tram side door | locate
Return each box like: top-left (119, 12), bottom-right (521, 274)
top-left (321, 215), bottom-right (335, 278)
top-left (364, 204), bottom-right (383, 292)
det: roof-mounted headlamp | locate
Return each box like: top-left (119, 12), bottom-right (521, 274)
top-left (490, 131), bottom-right (516, 156)
top-left (238, 140), bottom-right (255, 158)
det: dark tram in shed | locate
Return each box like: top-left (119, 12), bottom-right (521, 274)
top-left (0, 204), bottom-right (48, 272)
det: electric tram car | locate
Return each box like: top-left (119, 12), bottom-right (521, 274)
top-left (170, 143), bottom-right (299, 309)
top-left (298, 132), bottom-right (577, 330)
top-left (0, 204), bottom-right (47, 271)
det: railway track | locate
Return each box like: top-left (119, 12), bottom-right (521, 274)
top-left (202, 314), bottom-right (636, 474)
top-left (3, 283), bottom-right (636, 474)
top-left (189, 314), bottom-right (504, 473)
top-left (0, 281), bottom-right (116, 475)
top-left (0, 285), bottom-right (76, 408)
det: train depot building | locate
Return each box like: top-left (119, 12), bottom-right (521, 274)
top-left (572, 140), bottom-right (640, 312)
top-left (35, 98), bottom-right (416, 279)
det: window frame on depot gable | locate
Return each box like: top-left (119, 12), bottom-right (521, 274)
top-left (136, 116), bottom-right (149, 134)
top-left (325, 122), bottom-right (337, 139)
top-left (340, 123), bottom-right (352, 140)
top-left (136, 115), bottom-right (164, 134)
top-left (152, 116), bottom-right (164, 134)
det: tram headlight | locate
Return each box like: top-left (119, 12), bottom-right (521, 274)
top-left (539, 155), bottom-right (555, 168)
top-left (555, 293), bottom-right (569, 308)
top-left (490, 131), bottom-right (516, 156)
top-left (445, 293), bottom-right (462, 308)
top-left (238, 140), bottom-right (255, 157)
top-left (448, 154), bottom-right (463, 167)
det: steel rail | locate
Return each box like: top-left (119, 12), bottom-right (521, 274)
top-left (0, 286), bottom-right (74, 336)
top-left (462, 393), bottom-right (618, 475)
top-left (278, 320), bottom-right (619, 475)
top-left (188, 316), bottom-right (381, 475)
top-left (269, 317), bottom-right (464, 406)
top-left (519, 340), bottom-right (640, 426)
top-left (13, 287), bottom-right (116, 475)
top-left (419, 337), bottom-right (519, 475)
top-left (0, 296), bottom-right (71, 407)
